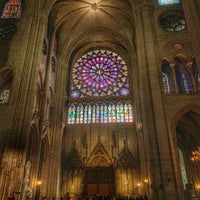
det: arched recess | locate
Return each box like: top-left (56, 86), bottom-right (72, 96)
top-left (172, 104), bottom-right (200, 196)
top-left (0, 66), bottom-right (13, 103)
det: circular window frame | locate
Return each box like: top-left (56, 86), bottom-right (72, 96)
top-left (159, 11), bottom-right (186, 32)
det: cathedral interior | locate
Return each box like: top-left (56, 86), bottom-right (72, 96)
top-left (0, 0), bottom-right (200, 200)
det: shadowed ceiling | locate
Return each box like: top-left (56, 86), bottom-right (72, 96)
top-left (49, 0), bottom-right (135, 51)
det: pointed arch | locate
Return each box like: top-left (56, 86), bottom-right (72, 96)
top-left (86, 140), bottom-right (113, 167)
top-left (0, 66), bottom-right (13, 104)
top-left (174, 55), bottom-right (193, 93)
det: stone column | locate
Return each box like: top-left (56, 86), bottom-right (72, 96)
top-left (181, 0), bottom-right (200, 71)
top-left (134, 3), bottom-right (180, 200)
top-left (46, 56), bottom-right (67, 199)
top-left (0, 9), bottom-right (48, 199)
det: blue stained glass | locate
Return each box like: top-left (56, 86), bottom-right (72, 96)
top-left (100, 105), bottom-right (104, 123)
top-left (84, 105), bottom-right (89, 124)
top-left (162, 72), bottom-right (170, 94)
top-left (158, 0), bottom-right (180, 5)
top-left (197, 74), bottom-right (200, 91)
top-left (104, 105), bottom-right (108, 123)
top-left (68, 104), bottom-right (76, 124)
top-left (67, 101), bottom-right (133, 124)
top-left (96, 105), bottom-right (100, 123)
top-left (92, 105), bottom-right (96, 123)
top-left (71, 90), bottom-right (80, 98)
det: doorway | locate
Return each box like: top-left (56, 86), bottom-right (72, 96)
top-left (85, 167), bottom-right (114, 197)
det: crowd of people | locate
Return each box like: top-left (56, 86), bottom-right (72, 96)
top-left (8, 193), bottom-right (148, 200)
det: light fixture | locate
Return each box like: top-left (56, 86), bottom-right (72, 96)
top-left (36, 180), bottom-right (42, 185)
top-left (191, 147), bottom-right (200, 163)
top-left (144, 179), bottom-right (149, 183)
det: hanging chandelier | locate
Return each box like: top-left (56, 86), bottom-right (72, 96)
top-left (191, 147), bottom-right (200, 163)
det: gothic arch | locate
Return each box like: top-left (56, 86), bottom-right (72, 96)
top-left (86, 140), bottom-right (113, 167)
top-left (171, 104), bottom-right (200, 138)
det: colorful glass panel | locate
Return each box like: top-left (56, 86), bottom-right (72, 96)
top-left (92, 105), bottom-right (96, 123)
top-left (182, 74), bottom-right (193, 93)
top-left (158, 0), bottom-right (180, 5)
top-left (197, 73), bottom-right (200, 91)
top-left (71, 50), bottom-right (130, 98)
top-left (124, 102), bottom-right (133, 123)
top-left (1, 0), bottom-right (22, 19)
top-left (76, 104), bottom-right (84, 124)
top-left (104, 104), bottom-right (108, 123)
top-left (162, 72), bottom-right (170, 94)
top-left (96, 105), bottom-right (100, 123)
top-left (68, 104), bottom-right (76, 124)
top-left (67, 101), bottom-right (133, 124)
top-left (0, 89), bottom-right (10, 104)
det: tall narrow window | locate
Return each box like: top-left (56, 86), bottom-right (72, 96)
top-left (1, 0), bottom-right (22, 19)
top-left (175, 57), bottom-right (193, 93)
top-left (68, 104), bottom-right (76, 124)
top-left (161, 59), bottom-right (175, 94)
top-left (162, 73), bottom-right (170, 94)
top-left (178, 148), bottom-right (188, 189)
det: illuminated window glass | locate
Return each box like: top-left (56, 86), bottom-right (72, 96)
top-left (104, 104), bottom-right (108, 123)
top-left (67, 101), bottom-right (133, 124)
top-left (175, 57), bottom-right (193, 93)
top-left (124, 102), bottom-right (133, 123)
top-left (68, 104), bottom-right (76, 124)
top-left (71, 50), bottom-right (130, 98)
top-left (182, 74), bottom-right (193, 93)
top-left (67, 49), bottom-right (133, 124)
top-left (1, 0), bottom-right (22, 19)
top-left (116, 103), bottom-right (124, 123)
top-left (197, 74), bottom-right (200, 92)
top-left (192, 58), bottom-right (200, 92)
top-left (76, 104), bottom-right (84, 124)
top-left (158, 0), bottom-right (180, 6)
top-left (92, 105), bottom-right (96, 123)
top-left (162, 73), bottom-right (170, 94)
top-left (0, 89), bottom-right (10, 104)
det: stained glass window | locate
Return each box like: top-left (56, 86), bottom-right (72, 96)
top-left (162, 73), bottom-right (170, 94)
top-left (160, 15), bottom-right (186, 32)
top-left (1, 0), bottom-right (22, 19)
top-left (67, 101), bottom-right (133, 124)
top-left (158, 0), bottom-right (180, 6)
top-left (71, 50), bottom-right (130, 98)
top-left (175, 57), bottom-right (193, 93)
top-left (67, 49), bottom-right (133, 124)
top-left (0, 89), bottom-right (10, 103)
top-left (68, 104), bottom-right (76, 124)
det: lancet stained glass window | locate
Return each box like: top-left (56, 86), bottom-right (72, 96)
top-left (158, 0), bottom-right (180, 6)
top-left (71, 50), bottom-right (130, 98)
top-left (67, 101), bottom-right (133, 124)
top-left (162, 72), bottom-right (170, 94)
top-left (0, 89), bottom-right (10, 103)
top-left (68, 49), bottom-right (133, 124)
top-left (1, 0), bottom-right (22, 19)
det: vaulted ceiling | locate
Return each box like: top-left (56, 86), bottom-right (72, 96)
top-left (48, 0), bottom-right (136, 53)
